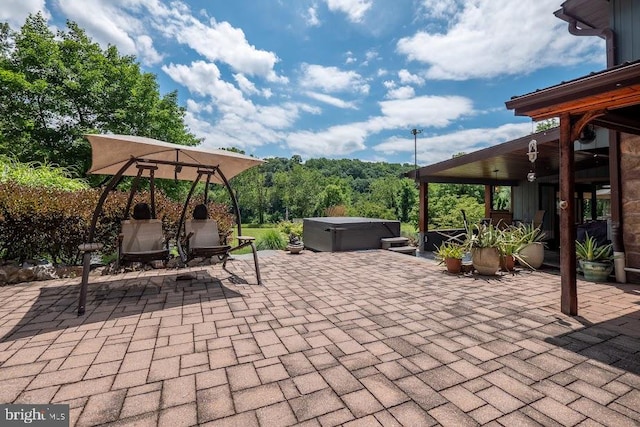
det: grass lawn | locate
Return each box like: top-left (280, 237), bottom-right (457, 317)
top-left (230, 225), bottom-right (277, 255)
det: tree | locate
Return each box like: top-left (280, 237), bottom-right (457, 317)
top-left (315, 183), bottom-right (350, 215)
top-left (397, 179), bottom-right (417, 222)
top-left (535, 118), bottom-right (559, 132)
top-left (0, 13), bottom-right (199, 177)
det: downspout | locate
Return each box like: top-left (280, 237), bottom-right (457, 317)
top-left (561, 14), bottom-right (615, 68)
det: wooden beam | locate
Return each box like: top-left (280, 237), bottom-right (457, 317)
top-left (419, 181), bottom-right (427, 233)
top-left (484, 185), bottom-right (491, 218)
top-left (559, 113), bottom-right (577, 316)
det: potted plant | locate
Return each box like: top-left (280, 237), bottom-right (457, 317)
top-left (434, 241), bottom-right (465, 274)
top-left (466, 223), bottom-right (502, 275)
top-left (576, 233), bottom-right (614, 282)
top-left (515, 222), bottom-right (546, 269)
top-left (286, 233), bottom-right (304, 254)
top-left (498, 226), bottom-right (522, 271)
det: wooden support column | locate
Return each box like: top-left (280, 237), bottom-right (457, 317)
top-left (419, 181), bottom-right (428, 251)
top-left (484, 185), bottom-right (492, 218)
top-left (559, 113), bottom-right (577, 315)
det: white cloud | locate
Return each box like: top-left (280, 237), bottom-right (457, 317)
top-left (374, 122), bottom-right (532, 165)
top-left (285, 94), bottom-right (473, 157)
top-left (165, 61), bottom-right (311, 151)
top-left (398, 69), bottom-right (425, 86)
top-left (324, 0), bottom-right (372, 23)
top-left (299, 63), bottom-right (370, 94)
top-left (53, 0), bottom-right (287, 83)
top-left (305, 92), bottom-right (357, 109)
top-left (397, 0), bottom-right (604, 80)
top-left (306, 6), bottom-right (320, 26)
top-left (163, 61), bottom-right (251, 113)
top-left (362, 49), bottom-right (379, 65)
top-left (136, 35), bottom-right (163, 66)
top-left (386, 86), bottom-right (415, 100)
top-left (286, 124), bottom-right (369, 157)
top-left (0, 0), bottom-right (48, 27)
top-left (369, 95), bottom-right (473, 131)
top-left (234, 73), bottom-right (273, 98)
top-left (56, 0), bottom-right (140, 55)
top-left (167, 17), bottom-right (287, 82)
top-left (420, 0), bottom-right (458, 19)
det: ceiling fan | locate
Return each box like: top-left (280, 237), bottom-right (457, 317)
top-left (577, 124), bottom-right (597, 144)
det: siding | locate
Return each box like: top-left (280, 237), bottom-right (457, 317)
top-left (612, 0), bottom-right (640, 64)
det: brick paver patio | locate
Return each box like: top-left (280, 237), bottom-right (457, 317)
top-left (0, 250), bottom-right (639, 426)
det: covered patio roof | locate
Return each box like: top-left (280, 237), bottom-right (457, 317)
top-left (408, 127), bottom-right (606, 185)
top-left (506, 60), bottom-right (640, 136)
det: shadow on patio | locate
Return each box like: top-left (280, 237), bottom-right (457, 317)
top-left (0, 269), bottom-right (242, 343)
top-left (545, 303), bottom-right (640, 376)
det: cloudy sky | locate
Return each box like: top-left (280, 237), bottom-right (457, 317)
top-left (2, 0), bottom-right (605, 165)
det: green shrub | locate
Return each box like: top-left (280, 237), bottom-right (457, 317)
top-left (277, 221), bottom-right (303, 238)
top-left (256, 229), bottom-right (287, 250)
top-left (0, 182), bottom-right (234, 265)
top-left (0, 155), bottom-right (88, 190)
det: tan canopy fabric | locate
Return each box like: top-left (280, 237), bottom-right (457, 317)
top-left (85, 134), bottom-right (263, 183)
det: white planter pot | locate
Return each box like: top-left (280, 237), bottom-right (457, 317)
top-left (519, 242), bottom-right (544, 269)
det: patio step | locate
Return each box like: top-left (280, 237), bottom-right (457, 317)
top-left (387, 245), bottom-right (417, 256)
top-left (381, 237), bottom-right (410, 249)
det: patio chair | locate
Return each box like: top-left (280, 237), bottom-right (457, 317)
top-left (533, 210), bottom-right (546, 229)
top-left (183, 216), bottom-right (232, 263)
top-left (117, 218), bottom-right (170, 267)
top-left (181, 204), bottom-right (262, 284)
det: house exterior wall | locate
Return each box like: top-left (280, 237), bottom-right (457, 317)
top-left (620, 132), bottom-right (640, 283)
top-left (612, 0), bottom-right (640, 64)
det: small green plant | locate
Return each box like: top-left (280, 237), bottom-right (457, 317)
top-left (278, 221), bottom-right (303, 238)
top-left (576, 233), bottom-right (614, 262)
top-left (433, 241), bottom-right (465, 261)
top-left (515, 222), bottom-right (547, 244)
top-left (465, 223), bottom-right (502, 249)
top-left (256, 229), bottom-right (287, 250)
top-left (499, 227), bottom-right (522, 257)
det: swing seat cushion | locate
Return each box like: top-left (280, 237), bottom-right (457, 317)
top-left (185, 219), bottom-right (231, 258)
top-left (120, 219), bottom-right (169, 263)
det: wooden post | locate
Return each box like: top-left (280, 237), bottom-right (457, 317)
top-left (484, 185), bottom-right (492, 218)
top-left (419, 181), bottom-right (428, 251)
top-left (559, 113), bottom-right (577, 315)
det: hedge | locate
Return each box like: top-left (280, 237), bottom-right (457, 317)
top-left (0, 182), bottom-right (234, 265)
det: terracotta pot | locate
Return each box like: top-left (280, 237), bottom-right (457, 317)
top-left (444, 257), bottom-right (462, 274)
top-left (501, 254), bottom-right (515, 271)
top-left (471, 247), bottom-right (501, 275)
top-left (519, 242), bottom-right (544, 269)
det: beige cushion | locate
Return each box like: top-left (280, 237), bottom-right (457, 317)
top-left (121, 219), bottom-right (164, 253)
top-left (186, 219), bottom-right (220, 248)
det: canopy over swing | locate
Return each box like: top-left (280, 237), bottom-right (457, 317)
top-left (77, 134), bottom-right (264, 316)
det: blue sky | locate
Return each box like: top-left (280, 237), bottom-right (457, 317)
top-left (3, 0), bottom-right (605, 165)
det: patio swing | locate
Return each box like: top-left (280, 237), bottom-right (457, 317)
top-left (116, 163), bottom-right (170, 269)
top-left (77, 134), bottom-right (264, 316)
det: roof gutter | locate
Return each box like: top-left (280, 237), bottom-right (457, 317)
top-left (554, 8), bottom-right (615, 68)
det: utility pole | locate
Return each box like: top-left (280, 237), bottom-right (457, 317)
top-left (411, 128), bottom-right (423, 180)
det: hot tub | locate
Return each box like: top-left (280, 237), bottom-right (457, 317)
top-left (303, 217), bottom-right (400, 252)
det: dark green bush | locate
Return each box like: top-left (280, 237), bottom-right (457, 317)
top-left (0, 182), bottom-right (234, 265)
